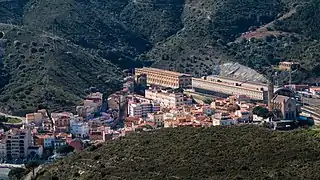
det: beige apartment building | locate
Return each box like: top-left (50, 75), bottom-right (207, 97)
top-left (145, 89), bottom-right (184, 108)
top-left (135, 67), bottom-right (192, 89)
top-left (6, 129), bottom-right (33, 160)
top-left (26, 112), bottom-right (43, 125)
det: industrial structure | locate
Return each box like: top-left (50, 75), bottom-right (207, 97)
top-left (192, 76), bottom-right (272, 102)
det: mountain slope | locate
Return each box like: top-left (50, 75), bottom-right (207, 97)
top-left (1, 0), bottom-right (320, 113)
top-left (35, 126), bottom-right (320, 180)
top-left (23, 0), bottom-right (150, 69)
top-left (0, 24), bottom-right (123, 115)
top-left (145, 0), bottom-right (286, 76)
top-left (0, 0), bottom-right (27, 24)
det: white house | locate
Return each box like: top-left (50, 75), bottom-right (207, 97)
top-left (235, 110), bottom-right (250, 123)
top-left (212, 113), bottom-right (234, 126)
top-left (70, 121), bottom-right (89, 138)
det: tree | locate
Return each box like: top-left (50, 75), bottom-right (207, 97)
top-left (8, 167), bottom-right (26, 180)
top-left (252, 106), bottom-right (269, 118)
top-left (0, 115), bottom-right (6, 122)
top-left (25, 160), bottom-right (40, 177)
top-left (56, 144), bottom-right (74, 154)
top-left (203, 98), bottom-right (213, 104)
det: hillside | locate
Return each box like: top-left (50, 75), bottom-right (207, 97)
top-left (35, 126), bottom-right (320, 180)
top-left (0, 24), bottom-right (123, 115)
top-left (0, 0), bottom-right (320, 113)
top-left (0, 0), bottom-right (27, 25)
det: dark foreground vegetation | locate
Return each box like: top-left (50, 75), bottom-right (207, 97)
top-left (36, 126), bottom-right (320, 180)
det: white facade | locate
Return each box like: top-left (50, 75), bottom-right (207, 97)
top-left (128, 101), bottom-right (160, 118)
top-left (128, 103), bottom-right (142, 117)
top-left (212, 113), bottom-right (234, 126)
top-left (70, 121), bottom-right (89, 138)
top-left (235, 110), bottom-right (250, 122)
top-left (145, 89), bottom-right (184, 108)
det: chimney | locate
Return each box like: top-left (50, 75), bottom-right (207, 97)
top-left (268, 82), bottom-right (274, 111)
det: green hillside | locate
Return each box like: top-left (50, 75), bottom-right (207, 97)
top-left (1, 0), bottom-right (320, 113)
top-left (35, 126), bottom-right (320, 180)
top-left (0, 24), bottom-right (123, 115)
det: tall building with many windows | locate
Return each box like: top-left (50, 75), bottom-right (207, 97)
top-left (127, 95), bottom-right (160, 118)
top-left (6, 129), bottom-right (32, 160)
top-left (145, 88), bottom-right (184, 108)
top-left (135, 67), bottom-right (192, 89)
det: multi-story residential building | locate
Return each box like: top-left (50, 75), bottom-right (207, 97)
top-left (52, 112), bottom-right (73, 133)
top-left (128, 102), bottom-right (160, 118)
top-left (145, 88), bottom-right (184, 108)
top-left (127, 95), bottom-right (160, 118)
top-left (70, 121), bottom-right (89, 138)
top-left (35, 135), bottom-right (55, 149)
top-left (26, 112), bottom-right (43, 125)
top-left (54, 139), bottom-right (66, 150)
top-left (212, 113), bottom-right (234, 126)
top-left (6, 129), bottom-right (32, 160)
top-left (0, 140), bottom-right (6, 159)
top-left (192, 76), bottom-right (271, 102)
top-left (135, 67), bottom-right (192, 89)
top-left (147, 112), bottom-right (164, 127)
top-left (41, 119), bottom-right (53, 132)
